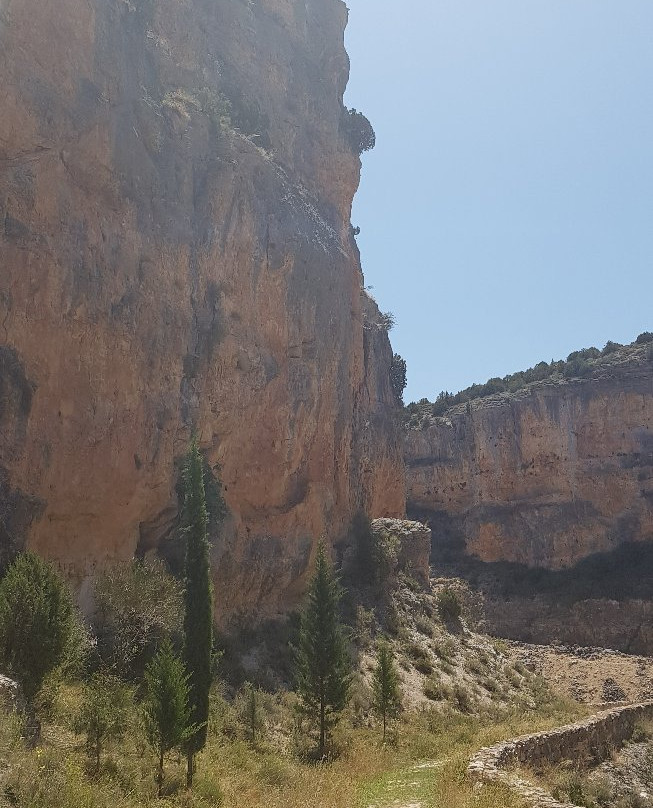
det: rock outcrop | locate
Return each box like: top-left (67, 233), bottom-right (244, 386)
top-left (0, 0), bottom-right (405, 620)
top-left (370, 518), bottom-right (431, 587)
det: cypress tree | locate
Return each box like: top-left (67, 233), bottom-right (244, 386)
top-left (181, 436), bottom-right (213, 787)
top-left (372, 639), bottom-right (401, 743)
top-left (295, 542), bottom-right (351, 759)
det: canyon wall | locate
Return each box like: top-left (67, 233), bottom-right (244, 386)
top-left (0, 0), bottom-right (405, 620)
top-left (405, 349), bottom-right (653, 651)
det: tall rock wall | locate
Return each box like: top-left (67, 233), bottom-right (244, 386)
top-left (406, 352), bottom-right (653, 569)
top-left (0, 0), bottom-right (405, 620)
top-left (405, 350), bottom-right (653, 651)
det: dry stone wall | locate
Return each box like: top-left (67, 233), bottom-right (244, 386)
top-left (468, 701), bottom-right (653, 808)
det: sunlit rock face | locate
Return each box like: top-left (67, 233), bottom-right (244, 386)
top-left (405, 351), bottom-right (653, 652)
top-left (406, 354), bottom-right (653, 570)
top-left (0, 0), bottom-right (405, 620)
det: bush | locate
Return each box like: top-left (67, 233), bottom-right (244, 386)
top-left (636, 332), bottom-right (653, 344)
top-left (602, 340), bottom-right (622, 356)
top-left (0, 552), bottom-right (78, 703)
top-left (74, 673), bottom-right (130, 771)
top-left (341, 107), bottom-right (376, 154)
top-left (452, 683), bottom-right (472, 712)
top-left (390, 354), bottom-right (407, 405)
top-left (93, 558), bottom-right (183, 679)
top-left (436, 588), bottom-right (462, 624)
top-left (422, 676), bottom-right (450, 702)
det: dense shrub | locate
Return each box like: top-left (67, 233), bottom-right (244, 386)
top-left (93, 558), bottom-right (183, 679)
top-left (436, 588), bottom-right (462, 624)
top-left (0, 552), bottom-right (78, 702)
top-left (636, 331), bottom-right (653, 344)
top-left (341, 108), bottom-right (376, 154)
top-left (602, 340), bottom-right (622, 356)
top-left (390, 354), bottom-right (407, 405)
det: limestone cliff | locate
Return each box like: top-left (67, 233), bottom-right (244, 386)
top-left (0, 0), bottom-right (405, 619)
top-left (405, 345), bottom-right (653, 651)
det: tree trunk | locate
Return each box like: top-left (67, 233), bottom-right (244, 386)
top-left (95, 739), bottom-right (101, 773)
top-left (186, 750), bottom-right (194, 788)
top-left (319, 700), bottom-right (326, 759)
top-left (158, 750), bottom-right (164, 797)
top-left (382, 706), bottom-right (386, 744)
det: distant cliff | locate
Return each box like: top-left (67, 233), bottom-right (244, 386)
top-left (0, 0), bottom-right (405, 620)
top-left (405, 343), bottom-right (653, 651)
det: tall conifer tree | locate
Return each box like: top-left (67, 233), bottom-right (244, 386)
top-left (295, 542), bottom-right (351, 758)
top-left (372, 639), bottom-right (401, 742)
top-left (181, 436), bottom-right (213, 787)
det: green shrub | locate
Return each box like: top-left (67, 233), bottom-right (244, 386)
top-left (452, 684), bottom-right (472, 712)
top-left (0, 552), bottom-right (78, 703)
top-left (390, 354), bottom-right (407, 405)
top-left (436, 588), bottom-right (462, 623)
top-left (422, 676), bottom-right (450, 702)
top-left (341, 108), bottom-right (376, 154)
top-left (414, 615), bottom-right (433, 638)
top-left (93, 558), bottom-right (183, 679)
top-left (636, 332), bottom-right (653, 344)
top-left (602, 340), bottom-right (622, 356)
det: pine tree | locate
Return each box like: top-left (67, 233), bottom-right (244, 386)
top-left (181, 436), bottom-right (214, 787)
top-left (0, 552), bottom-right (76, 704)
top-left (143, 641), bottom-right (196, 797)
top-left (372, 639), bottom-right (401, 743)
top-left (295, 543), bottom-right (351, 758)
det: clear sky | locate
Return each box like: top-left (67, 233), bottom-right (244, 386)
top-left (344, 0), bottom-right (653, 403)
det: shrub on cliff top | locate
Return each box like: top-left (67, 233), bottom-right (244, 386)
top-left (636, 331), bottom-right (653, 344)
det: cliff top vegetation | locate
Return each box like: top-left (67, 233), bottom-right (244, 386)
top-left (405, 332), bottom-right (653, 428)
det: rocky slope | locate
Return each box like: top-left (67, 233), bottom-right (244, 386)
top-left (405, 346), bottom-right (653, 651)
top-left (0, 0), bottom-right (405, 619)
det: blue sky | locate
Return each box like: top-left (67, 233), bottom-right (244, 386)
top-left (344, 0), bottom-right (653, 402)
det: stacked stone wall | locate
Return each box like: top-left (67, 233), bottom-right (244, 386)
top-left (468, 702), bottom-right (653, 807)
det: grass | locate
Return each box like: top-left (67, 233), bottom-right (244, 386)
top-left (0, 677), bottom-right (583, 808)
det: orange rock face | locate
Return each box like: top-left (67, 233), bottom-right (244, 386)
top-left (405, 355), bottom-right (653, 570)
top-left (0, 0), bottom-right (405, 620)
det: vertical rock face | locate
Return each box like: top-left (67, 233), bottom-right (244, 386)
top-left (405, 351), bottom-right (653, 651)
top-left (0, 0), bottom-right (405, 619)
top-left (406, 355), bottom-right (653, 570)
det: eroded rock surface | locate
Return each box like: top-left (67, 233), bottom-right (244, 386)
top-left (405, 351), bottom-right (653, 650)
top-left (0, 0), bottom-right (405, 619)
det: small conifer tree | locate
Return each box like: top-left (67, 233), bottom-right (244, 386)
top-left (295, 543), bottom-right (351, 758)
top-left (0, 552), bottom-right (76, 704)
top-left (181, 436), bottom-right (214, 787)
top-left (372, 639), bottom-right (401, 742)
top-left (143, 641), bottom-right (196, 796)
top-left (239, 682), bottom-right (264, 745)
top-left (74, 673), bottom-right (129, 771)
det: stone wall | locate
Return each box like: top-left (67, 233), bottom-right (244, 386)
top-left (468, 702), bottom-right (653, 808)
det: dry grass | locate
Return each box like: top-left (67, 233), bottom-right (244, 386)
top-left (0, 678), bottom-right (584, 808)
